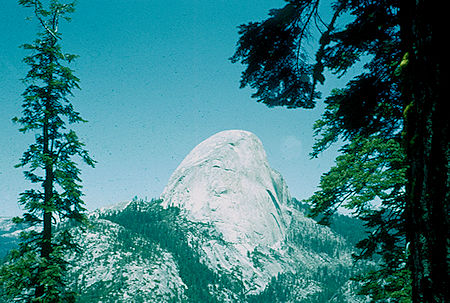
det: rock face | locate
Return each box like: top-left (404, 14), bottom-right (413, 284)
top-left (1, 130), bottom-right (366, 302)
top-left (66, 218), bottom-right (186, 302)
top-left (160, 130), bottom-right (301, 291)
top-left (161, 130), bottom-right (291, 253)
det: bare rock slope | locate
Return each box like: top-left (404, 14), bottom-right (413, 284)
top-left (161, 130), bottom-right (291, 252)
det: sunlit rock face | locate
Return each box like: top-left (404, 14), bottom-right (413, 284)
top-left (0, 130), bottom-right (363, 301)
top-left (161, 130), bottom-right (292, 253)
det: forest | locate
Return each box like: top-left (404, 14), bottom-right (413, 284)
top-left (0, 0), bottom-right (446, 302)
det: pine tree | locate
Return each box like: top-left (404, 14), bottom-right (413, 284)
top-left (399, 1), bottom-right (447, 302)
top-left (231, 0), bottom-right (447, 301)
top-left (0, 1), bottom-right (94, 301)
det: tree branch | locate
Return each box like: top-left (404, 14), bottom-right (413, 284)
top-left (33, 1), bottom-right (59, 41)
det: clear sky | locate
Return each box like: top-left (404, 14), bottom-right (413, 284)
top-left (1, 0), bottom-right (349, 217)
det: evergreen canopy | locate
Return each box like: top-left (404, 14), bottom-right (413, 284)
top-left (0, 1), bottom-right (94, 301)
top-left (231, 0), bottom-right (446, 302)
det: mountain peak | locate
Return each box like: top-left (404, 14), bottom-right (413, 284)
top-left (161, 130), bottom-right (291, 252)
top-left (1, 129), bottom-right (362, 301)
top-left (171, 130), bottom-right (267, 171)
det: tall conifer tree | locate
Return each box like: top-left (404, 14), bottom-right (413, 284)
top-left (231, 0), bottom-right (447, 301)
top-left (0, 1), bottom-right (94, 301)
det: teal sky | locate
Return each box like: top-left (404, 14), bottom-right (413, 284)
top-left (1, 0), bottom-right (349, 217)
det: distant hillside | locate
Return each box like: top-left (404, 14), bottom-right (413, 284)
top-left (291, 198), bottom-right (367, 247)
top-left (0, 131), bottom-right (370, 302)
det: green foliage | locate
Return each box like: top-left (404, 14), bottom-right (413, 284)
top-left (99, 199), bottom-right (244, 302)
top-left (307, 131), bottom-right (410, 301)
top-left (0, 1), bottom-right (93, 301)
top-left (247, 266), bottom-right (358, 302)
top-left (0, 233), bottom-right (77, 302)
top-left (292, 198), bottom-right (367, 247)
top-left (232, 0), bottom-right (411, 301)
top-left (356, 266), bottom-right (412, 303)
top-left (230, 1), bottom-right (320, 108)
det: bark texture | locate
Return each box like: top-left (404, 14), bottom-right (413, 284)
top-left (401, 0), bottom-right (449, 301)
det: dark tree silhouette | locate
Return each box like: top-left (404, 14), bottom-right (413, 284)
top-left (231, 0), bottom-right (447, 301)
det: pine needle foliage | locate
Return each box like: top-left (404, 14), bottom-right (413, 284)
top-left (0, 1), bottom-right (94, 302)
top-left (231, 0), bottom-right (415, 301)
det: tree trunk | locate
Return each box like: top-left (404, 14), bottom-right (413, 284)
top-left (36, 104), bottom-right (54, 300)
top-left (401, 0), bottom-right (449, 302)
